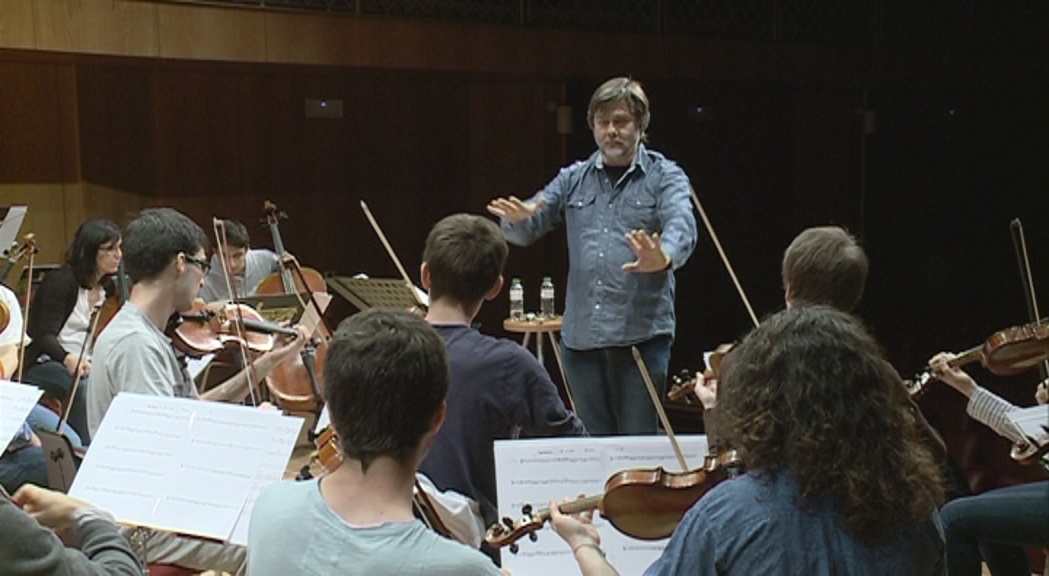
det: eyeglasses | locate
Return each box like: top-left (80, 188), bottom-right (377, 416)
top-left (184, 254), bottom-right (212, 275)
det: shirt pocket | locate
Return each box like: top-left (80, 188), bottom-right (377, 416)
top-left (565, 189), bottom-right (598, 229)
top-left (621, 191), bottom-right (659, 231)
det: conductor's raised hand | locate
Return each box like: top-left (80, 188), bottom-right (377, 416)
top-left (622, 230), bottom-right (670, 273)
top-left (487, 196), bottom-right (546, 225)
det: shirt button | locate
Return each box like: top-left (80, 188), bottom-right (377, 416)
top-left (598, 253), bottom-right (603, 258)
top-left (603, 228), bottom-right (608, 233)
top-left (595, 304), bottom-right (600, 310)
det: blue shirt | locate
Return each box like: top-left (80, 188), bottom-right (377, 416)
top-left (645, 470), bottom-right (945, 576)
top-left (502, 145), bottom-right (697, 350)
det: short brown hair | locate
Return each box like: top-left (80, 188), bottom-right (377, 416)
top-left (587, 77), bottom-right (650, 136)
top-left (324, 308), bottom-right (449, 472)
top-left (781, 226), bottom-right (868, 312)
top-left (422, 214), bottom-right (508, 304)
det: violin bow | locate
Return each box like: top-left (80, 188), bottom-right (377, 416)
top-left (1010, 219), bottom-right (1049, 381)
top-left (15, 235), bottom-right (37, 382)
top-left (359, 200), bottom-right (427, 309)
top-left (631, 346), bottom-right (690, 471)
top-left (213, 218), bottom-right (260, 407)
top-left (689, 185), bottom-right (759, 329)
top-left (58, 303), bottom-right (103, 432)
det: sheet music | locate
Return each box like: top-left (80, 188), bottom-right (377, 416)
top-left (299, 292), bottom-right (331, 338)
top-left (314, 405), bottom-right (330, 434)
top-left (184, 353), bottom-right (215, 381)
top-left (70, 393), bottom-right (302, 542)
top-left (1006, 404), bottom-right (1049, 443)
top-left (0, 206), bottom-right (27, 256)
top-left (495, 435), bottom-right (710, 576)
top-left (0, 380), bottom-right (43, 451)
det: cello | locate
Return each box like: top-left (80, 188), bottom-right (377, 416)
top-left (253, 201), bottom-right (329, 414)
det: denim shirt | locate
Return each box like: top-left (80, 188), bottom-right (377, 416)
top-left (502, 145), bottom-right (697, 350)
top-left (645, 470), bottom-right (945, 576)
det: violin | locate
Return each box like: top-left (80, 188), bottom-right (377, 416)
top-left (253, 201), bottom-right (329, 413)
top-left (486, 451), bottom-right (743, 553)
top-left (908, 319), bottom-right (1049, 398)
top-left (667, 343), bottom-right (735, 403)
top-left (168, 300), bottom-right (299, 358)
top-left (94, 262), bottom-right (130, 340)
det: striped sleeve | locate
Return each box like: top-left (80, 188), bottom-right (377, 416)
top-left (967, 387), bottom-right (1025, 444)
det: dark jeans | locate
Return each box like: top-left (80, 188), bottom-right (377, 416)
top-left (561, 336), bottom-right (671, 436)
top-left (941, 480), bottom-right (1049, 576)
top-left (24, 361), bottom-right (91, 445)
top-left (0, 446), bottom-right (47, 493)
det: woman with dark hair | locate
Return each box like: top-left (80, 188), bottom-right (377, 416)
top-left (24, 219), bottom-right (122, 443)
top-left (551, 306), bottom-right (946, 575)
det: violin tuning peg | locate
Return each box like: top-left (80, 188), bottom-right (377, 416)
top-left (509, 543), bottom-right (519, 555)
top-left (528, 532), bottom-right (538, 542)
top-left (502, 517), bottom-right (514, 528)
top-left (521, 503), bottom-right (533, 516)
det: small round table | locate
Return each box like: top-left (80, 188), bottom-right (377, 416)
top-left (503, 316), bottom-right (574, 410)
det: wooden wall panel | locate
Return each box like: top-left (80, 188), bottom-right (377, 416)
top-left (0, 61), bottom-right (77, 183)
top-left (77, 63), bottom-right (154, 194)
top-left (0, 0), bottom-right (35, 50)
top-left (155, 3), bottom-right (265, 62)
top-left (32, 0), bottom-right (159, 57)
top-left (0, 183), bottom-right (78, 270)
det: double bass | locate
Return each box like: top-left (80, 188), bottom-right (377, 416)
top-left (254, 201), bottom-right (329, 414)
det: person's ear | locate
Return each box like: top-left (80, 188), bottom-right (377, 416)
top-left (420, 262), bottom-right (432, 291)
top-left (484, 275), bottom-right (505, 302)
top-left (784, 283), bottom-right (793, 309)
top-left (430, 401), bottom-right (447, 434)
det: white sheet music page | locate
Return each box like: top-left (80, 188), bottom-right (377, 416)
top-left (494, 435), bottom-right (709, 576)
top-left (1006, 404), bottom-right (1049, 444)
top-left (69, 393), bottom-right (302, 542)
top-left (227, 413), bottom-right (304, 545)
top-left (0, 380), bottom-right (43, 451)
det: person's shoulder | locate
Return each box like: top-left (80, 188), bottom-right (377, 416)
top-left (418, 530), bottom-right (500, 574)
top-left (249, 248), bottom-right (279, 261)
top-left (558, 154), bottom-right (599, 177)
top-left (256, 479), bottom-right (313, 510)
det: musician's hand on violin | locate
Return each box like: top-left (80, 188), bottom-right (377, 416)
top-left (549, 497), bottom-right (601, 553)
top-left (487, 196), bottom-right (545, 224)
top-left (928, 352), bottom-right (978, 398)
top-left (622, 230), bottom-right (671, 273)
top-left (693, 371), bottom-right (718, 410)
top-left (269, 325), bottom-right (310, 360)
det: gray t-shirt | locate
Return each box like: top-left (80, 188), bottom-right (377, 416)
top-left (198, 248), bottom-right (280, 303)
top-left (86, 302), bottom-right (198, 437)
top-left (248, 478), bottom-right (500, 576)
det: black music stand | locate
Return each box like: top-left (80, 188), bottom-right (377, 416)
top-left (236, 292), bottom-right (309, 325)
top-left (325, 274), bottom-right (424, 311)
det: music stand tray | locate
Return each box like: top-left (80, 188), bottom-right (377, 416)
top-left (326, 274), bottom-right (423, 311)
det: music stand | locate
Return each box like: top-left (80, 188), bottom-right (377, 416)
top-left (0, 206), bottom-right (27, 257)
top-left (326, 274), bottom-right (423, 311)
top-left (236, 292), bottom-right (309, 325)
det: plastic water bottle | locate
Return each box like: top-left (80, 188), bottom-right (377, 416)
top-left (509, 277), bottom-right (524, 320)
top-left (540, 276), bottom-right (555, 319)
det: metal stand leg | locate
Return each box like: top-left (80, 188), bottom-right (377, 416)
top-left (546, 331), bottom-right (575, 413)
